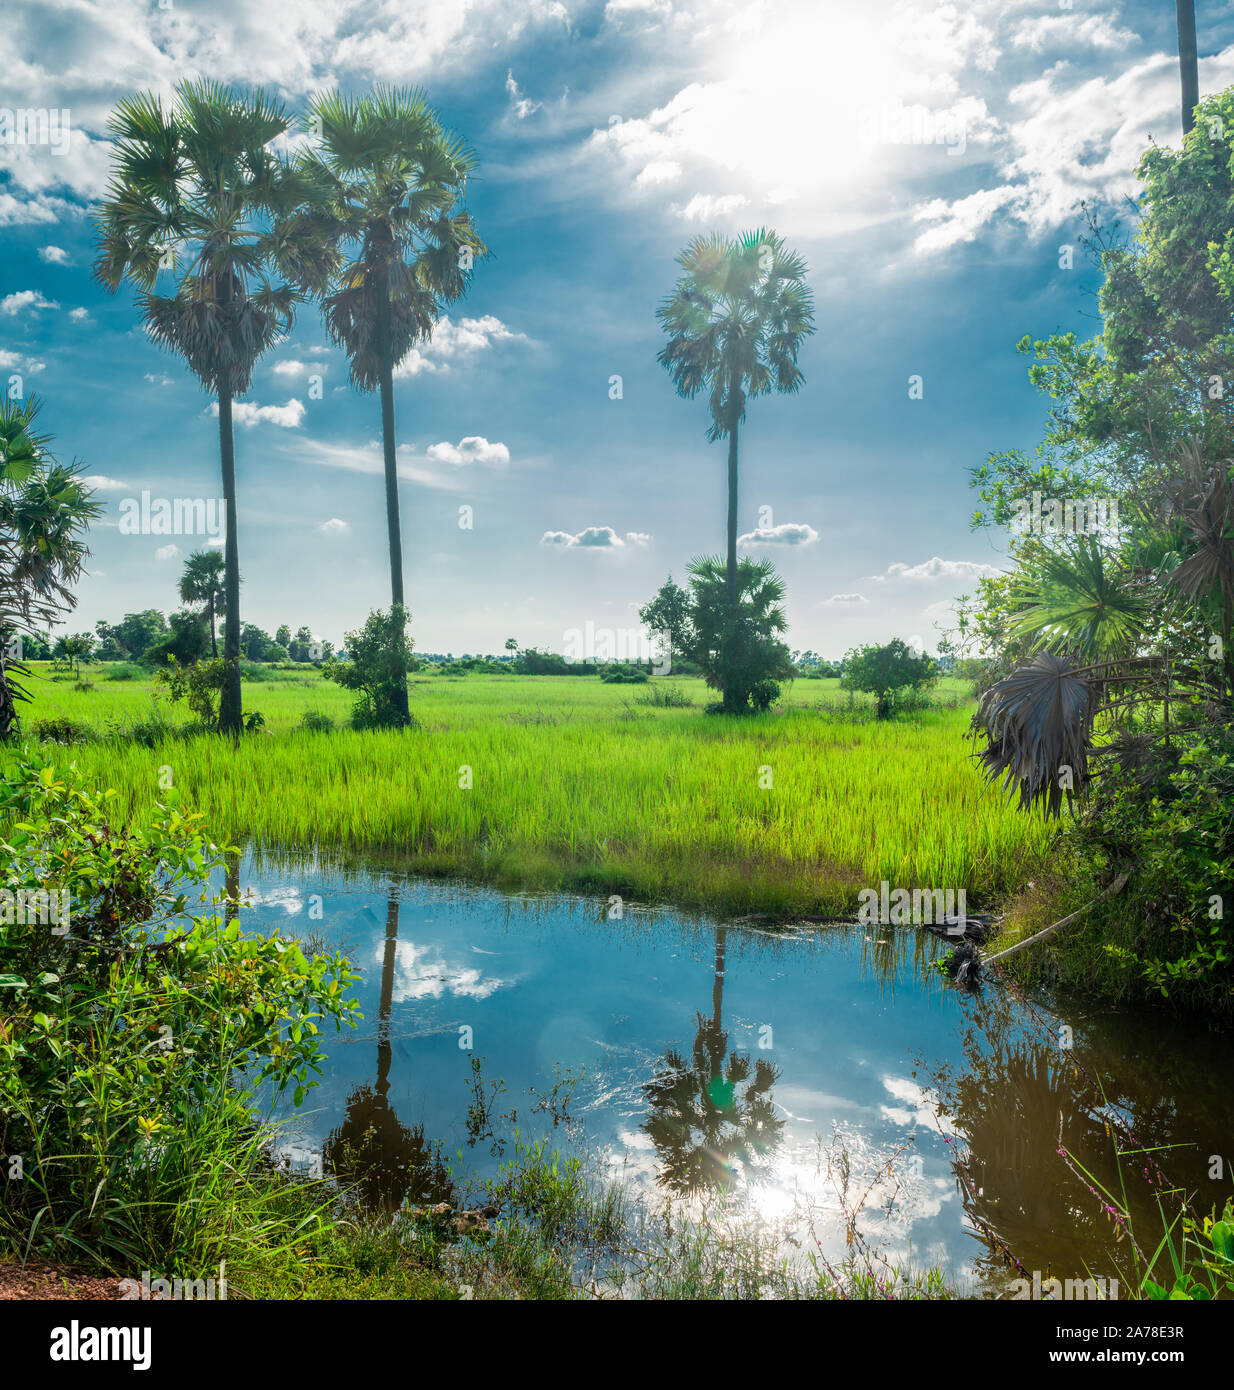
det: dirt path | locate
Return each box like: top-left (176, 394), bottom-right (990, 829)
top-left (0, 1257), bottom-right (122, 1300)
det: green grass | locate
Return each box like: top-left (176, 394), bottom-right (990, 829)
top-left (11, 665), bottom-right (1051, 916)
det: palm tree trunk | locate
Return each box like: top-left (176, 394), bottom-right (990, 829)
top-left (1177, 0), bottom-right (1199, 135)
top-left (209, 592), bottom-right (218, 659)
top-left (375, 270), bottom-right (412, 725)
top-left (217, 382), bottom-right (243, 735)
top-left (0, 637), bottom-right (15, 741)
top-left (724, 413), bottom-right (740, 711)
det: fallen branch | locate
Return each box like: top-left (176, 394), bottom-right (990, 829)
top-left (982, 870), bottom-right (1131, 970)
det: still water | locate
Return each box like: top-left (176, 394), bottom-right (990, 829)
top-left (229, 852), bottom-right (1234, 1294)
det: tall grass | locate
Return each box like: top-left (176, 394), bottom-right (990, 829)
top-left (9, 669), bottom-right (1051, 915)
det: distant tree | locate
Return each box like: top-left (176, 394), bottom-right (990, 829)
top-left (639, 575), bottom-right (695, 671)
top-left (145, 610), bottom-right (209, 667)
top-left (178, 548), bottom-right (226, 658)
top-left (93, 620), bottom-right (125, 661)
top-left (117, 610), bottom-right (168, 660)
top-left (687, 555), bottom-right (793, 712)
top-left (241, 623), bottom-right (275, 661)
top-left (55, 632), bottom-right (96, 678)
top-left (842, 638), bottom-right (936, 719)
top-left (504, 637), bottom-right (518, 653)
top-left (290, 625), bottom-right (313, 662)
top-left (276, 624), bottom-right (292, 649)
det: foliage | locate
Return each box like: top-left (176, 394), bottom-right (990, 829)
top-left (155, 654), bottom-right (230, 730)
top-left (639, 575), bottom-right (695, 671)
top-left (0, 751), bottom-right (358, 1267)
top-left (687, 555), bottom-right (793, 713)
top-left (324, 605), bottom-right (417, 729)
top-left (842, 638), bottom-right (937, 720)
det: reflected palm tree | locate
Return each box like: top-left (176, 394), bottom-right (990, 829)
top-left (325, 895), bottom-right (453, 1212)
top-left (642, 924), bottom-right (784, 1196)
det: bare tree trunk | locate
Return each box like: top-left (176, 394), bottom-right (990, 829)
top-left (723, 414), bottom-right (740, 712)
top-left (1177, 0), bottom-right (1199, 135)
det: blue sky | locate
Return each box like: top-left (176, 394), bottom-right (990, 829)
top-left (4, 0), bottom-right (1234, 657)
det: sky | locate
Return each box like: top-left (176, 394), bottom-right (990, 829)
top-left (4, 0), bottom-right (1234, 659)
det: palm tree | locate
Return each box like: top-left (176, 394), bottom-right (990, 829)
top-left (1177, 0), bottom-right (1200, 136)
top-left (299, 87), bottom-right (487, 724)
top-left (0, 397), bottom-right (100, 738)
top-left (658, 230), bottom-right (813, 708)
top-left (94, 82), bottom-right (331, 734)
top-left (178, 547), bottom-right (226, 657)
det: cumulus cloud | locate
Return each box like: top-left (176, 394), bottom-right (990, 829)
top-left (0, 349), bottom-right (44, 375)
top-left (80, 474), bottom-right (128, 491)
top-left (271, 358), bottom-right (320, 377)
top-left (392, 314), bottom-right (527, 378)
top-left (541, 525), bottom-right (636, 549)
top-left (425, 436), bottom-right (510, 467)
top-left (676, 192), bottom-right (748, 221)
top-left (738, 522), bottom-right (818, 547)
top-left (876, 556), bottom-right (1002, 582)
top-left (69, 307), bottom-right (91, 322)
top-left (1, 290), bottom-right (57, 316)
top-left (38, 246), bottom-right (70, 265)
top-left (823, 592), bottom-right (869, 605)
top-left (318, 517), bottom-right (350, 535)
top-left (210, 399), bottom-right (306, 429)
top-left (155, 543), bottom-right (179, 561)
top-left (144, 373), bottom-right (173, 386)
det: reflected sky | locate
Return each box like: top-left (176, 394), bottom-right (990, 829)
top-left (225, 852), bottom-right (1234, 1294)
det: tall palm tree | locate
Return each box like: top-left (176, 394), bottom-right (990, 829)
top-left (1177, 0), bottom-right (1200, 136)
top-left (178, 547), bottom-right (226, 657)
top-left (94, 82), bottom-right (330, 734)
top-left (299, 87), bottom-right (487, 724)
top-left (0, 397), bottom-right (100, 738)
top-left (658, 230), bottom-right (813, 709)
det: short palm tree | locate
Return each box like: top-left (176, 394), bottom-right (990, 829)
top-left (0, 397), bottom-right (99, 738)
top-left (299, 87), bottom-right (487, 724)
top-left (94, 81), bottom-right (329, 734)
top-left (178, 547), bottom-right (226, 657)
top-left (658, 230), bottom-right (813, 709)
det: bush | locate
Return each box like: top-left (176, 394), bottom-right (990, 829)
top-left (0, 752), bottom-right (359, 1268)
top-left (634, 683), bottom-right (695, 708)
top-left (687, 556), bottom-right (794, 713)
top-left (29, 716), bottom-right (96, 745)
top-left (324, 606), bottom-right (416, 730)
top-left (299, 710), bottom-right (336, 733)
top-left (841, 638), bottom-right (936, 719)
top-left (600, 666), bottom-right (649, 684)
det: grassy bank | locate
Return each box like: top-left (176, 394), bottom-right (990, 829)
top-left (13, 667), bottom-right (1052, 916)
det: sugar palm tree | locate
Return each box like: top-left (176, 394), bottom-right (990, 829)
top-left (658, 230), bottom-right (813, 708)
top-left (299, 87), bottom-right (487, 724)
top-left (0, 397), bottom-right (100, 738)
top-left (94, 81), bottom-right (330, 734)
top-left (178, 547), bottom-right (226, 657)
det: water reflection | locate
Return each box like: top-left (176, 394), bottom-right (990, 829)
top-left (232, 853), bottom-right (1234, 1288)
top-left (643, 924), bottom-right (784, 1196)
top-left (323, 897), bottom-right (454, 1212)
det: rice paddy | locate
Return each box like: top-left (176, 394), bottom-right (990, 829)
top-left (12, 665), bottom-right (1053, 916)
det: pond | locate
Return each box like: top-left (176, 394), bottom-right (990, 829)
top-left (228, 852), bottom-right (1234, 1295)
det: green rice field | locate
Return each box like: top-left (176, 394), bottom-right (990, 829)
top-left (10, 664), bottom-right (1053, 916)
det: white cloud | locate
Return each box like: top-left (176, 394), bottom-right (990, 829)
top-left (425, 436), bottom-right (510, 467)
top-left (506, 69), bottom-right (541, 119)
top-left (155, 543), bottom-right (179, 561)
top-left (625, 531), bottom-right (651, 546)
top-left (1, 290), bottom-right (57, 316)
top-left (297, 436), bottom-right (467, 491)
top-left (393, 314), bottom-right (527, 378)
top-left (824, 592), bottom-right (868, 605)
top-left (541, 525), bottom-right (630, 548)
top-left (877, 556), bottom-right (1001, 582)
top-left (0, 349), bottom-right (44, 375)
top-left (676, 192), bottom-right (748, 221)
top-left (272, 358), bottom-right (324, 378)
top-left (210, 399), bottom-right (306, 429)
top-left (318, 517), bottom-right (350, 535)
top-left (1011, 12), bottom-right (1136, 54)
top-left (38, 246), bottom-right (70, 265)
top-left (738, 522), bottom-right (818, 547)
top-left (81, 474), bottom-right (128, 491)
top-left (145, 373), bottom-right (173, 387)
top-left (69, 307), bottom-right (91, 322)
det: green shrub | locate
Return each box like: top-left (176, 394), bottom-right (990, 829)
top-left (0, 751), bottom-right (359, 1269)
